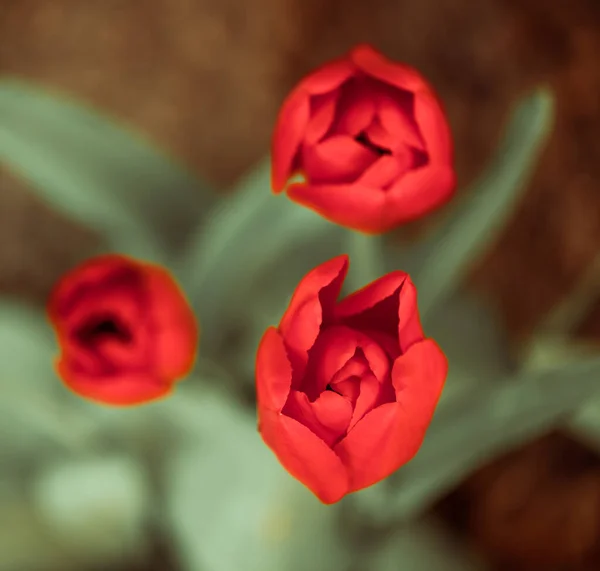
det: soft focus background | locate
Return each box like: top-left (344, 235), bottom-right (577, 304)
top-left (1, 1), bottom-right (600, 570)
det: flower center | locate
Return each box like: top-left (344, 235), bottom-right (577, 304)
top-left (354, 130), bottom-right (391, 156)
top-left (75, 314), bottom-right (132, 346)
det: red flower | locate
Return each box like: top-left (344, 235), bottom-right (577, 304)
top-left (256, 255), bottom-right (447, 503)
top-left (271, 44), bottom-right (455, 233)
top-left (47, 254), bottom-right (199, 406)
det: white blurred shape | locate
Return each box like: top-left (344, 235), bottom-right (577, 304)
top-left (32, 456), bottom-right (150, 563)
top-left (164, 388), bottom-right (350, 571)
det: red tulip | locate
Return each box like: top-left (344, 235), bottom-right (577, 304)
top-left (256, 255), bottom-right (447, 503)
top-left (271, 44), bottom-right (456, 234)
top-left (47, 254), bottom-right (199, 406)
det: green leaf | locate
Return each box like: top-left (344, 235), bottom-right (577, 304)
top-left (163, 385), bottom-right (348, 571)
top-left (0, 301), bottom-right (78, 449)
top-left (0, 80), bottom-right (214, 261)
top-left (352, 351), bottom-right (600, 525)
top-left (177, 159), bottom-right (344, 354)
top-left (395, 88), bottom-right (555, 322)
top-left (534, 251), bottom-right (600, 339)
top-left (0, 301), bottom-right (55, 381)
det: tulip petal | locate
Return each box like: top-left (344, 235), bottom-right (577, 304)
top-left (298, 58), bottom-right (355, 95)
top-left (334, 339), bottom-right (447, 492)
top-left (348, 372), bottom-right (380, 430)
top-left (306, 326), bottom-right (390, 396)
top-left (65, 296), bottom-right (148, 372)
top-left (391, 338), bottom-right (447, 401)
top-left (361, 117), bottom-right (395, 153)
top-left (334, 402), bottom-right (401, 492)
top-left (312, 391), bottom-right (353, 434)
top-left (305, 91), bottom-right (340, 145)
top-left (332, 358), bottom-right (370, 382)
top-left (286, 142), bottom-right (454, 233)
top-left (66, 293), bottom-right (141, 341)
top-left (259, 408), bottom-right (350, 504)
top-left (375, 88), bottom-right (425, 151)
top-left (349, 45), bottom-right (453, 171)
top-left (357, 154), bottom-right (412, 189)
top-left (279, 255), bottom-right (349, 381)
top-left (301, 135), bottom-right (378, 184)
top-left (271, 89), bottom-right (311, 192)
top-left (146, 265), bottom-right (199, 380)
top-left (354, 330), bottom-right (401, 360)
top-left (48, 255), bottom-right (198, 407)
top-left (48, 255), bottom-right (153, 376)
top-left (57, 361), bottom-right (172, 406)
top-left (256, 327), bottom-right (293, 412)
top-left (286, 182), bottom-right (390, 234)
top-left (397, 278), bottom-right (425, 353)
top-left (56, 343), bottom-right (108, 378)
top-left (48, 256), bottom-right (143, 324)
top-left (332, 80), bottom-right (377, 136)
top-left (48, 255), bottom-right (137, 317)
top-left (283, 390), bottom-right (353, 447)
top-left (330, 375), bottom-right (361, 405)
top-left (412, 90), bottom-right (453, 164)
top-left (350, 44), bottom-right (429, 94)
top-left (335, 271), bottom-right (425, 353)
top-left (386, 164), bottom-right (456, 222)
top-left (82, 325), bottom-right (143, 371)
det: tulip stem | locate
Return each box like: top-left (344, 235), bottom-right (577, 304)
top-left (345, 230), bottom-right (387, 291)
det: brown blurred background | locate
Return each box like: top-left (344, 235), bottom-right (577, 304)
top-left (1, 0), bottom-right (600, 568)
